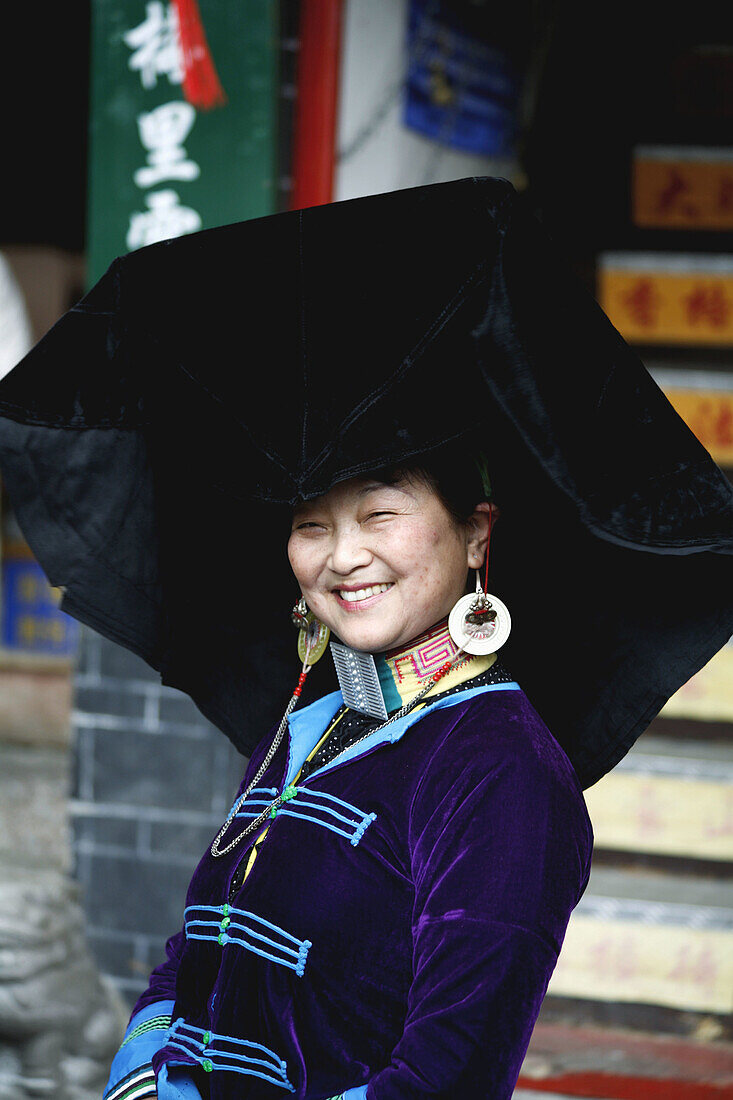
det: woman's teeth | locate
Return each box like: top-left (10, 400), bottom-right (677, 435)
top-left (338, 583), bottom-right (392, 602)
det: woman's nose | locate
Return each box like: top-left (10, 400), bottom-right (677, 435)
top-left (327, 530), bottom-right (372, 574)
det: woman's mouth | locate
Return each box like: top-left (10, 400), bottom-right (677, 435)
top-left (333, 582), bottom-right (394, 609)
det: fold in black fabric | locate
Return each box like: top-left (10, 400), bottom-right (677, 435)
top-left (0, 176), bottom-right (730, 787)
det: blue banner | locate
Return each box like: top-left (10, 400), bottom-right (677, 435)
top-left (404, 0), bottom-right (522, 156)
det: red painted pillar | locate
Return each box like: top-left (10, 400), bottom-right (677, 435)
top-left (290, 0), bottom-right (344, 210)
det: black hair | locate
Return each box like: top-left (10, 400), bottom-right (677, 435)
top-left (368, 445), bottom-right (492, 526)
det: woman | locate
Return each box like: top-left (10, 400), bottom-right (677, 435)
top-left (103, 452), bottom-right (593, 1100)
top-left (0, 176), bottom-right (730, 1098)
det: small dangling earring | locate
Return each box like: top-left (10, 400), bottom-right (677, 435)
top-left (448, 507), bottom-right (511, 655)
top-left (291, 596), bottom-right (330, 665)
top-left (209, 598), bottom-right (330, 859)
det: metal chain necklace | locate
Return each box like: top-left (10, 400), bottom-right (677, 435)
top-left (209, 642), bottom-right (467, 859)
top-left (210, 528), bottom-right (511, 862)
top-left (209, 662), bottom-right (311, 858)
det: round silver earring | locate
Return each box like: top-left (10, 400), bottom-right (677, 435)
top-left (448, 569), bottom-right (511, 654)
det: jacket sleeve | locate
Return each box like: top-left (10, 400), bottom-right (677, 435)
top-left (103, 926), bottom-right (192, 1100)
top-left (365, 725), bottom-right (594, 1100)
top-left (131, 923), bottom-right (187, 1016)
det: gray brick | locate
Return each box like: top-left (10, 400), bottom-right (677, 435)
top-left (112, 977), bottom-right (149, 1009)
top-left (75, 683), bottom-right (148, 720)
top-left (149, 820), bottom-right (219, 857)
top-left (86, 931), bottom-right (144, 984)
top-left (71, 728), bottom-right (94, 801)
top-left (210, 742), bottom-right (248, 812)
top-left (90, 728), bottom-right (219, 811)
top-left (140, 935), bottom-right (178, 972)
top-left (98, 638), bottom-right (160, 682)
top-left (82, 852), bottom-right (193, 937)
top-left (75, 625), bottom-right (102, 677)
top-left (158, 691), bottom-right (202, 725)
top-left (72, 815), bottom-right (138, 851)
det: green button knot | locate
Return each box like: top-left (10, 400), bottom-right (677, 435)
top-left (202, 1059), bottom-right (214, 1073)
top-left (203, 1030), bottom-right (211, 1044)
top-left (269, 806), bottom-right (278, 819)
top-left (282, 785), bottom-right (298, 801)
top-left (220, 916), bottom-right (230, 929)
top-left (221, 903), bottom-right (229, 916)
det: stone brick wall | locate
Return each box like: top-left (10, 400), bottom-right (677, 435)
top-left (0, 651), bottom-right (129, 1099)
top-left (70, 625), bottom-right (247, 1006)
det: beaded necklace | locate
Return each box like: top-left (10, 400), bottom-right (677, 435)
top-left (299, 654), bottom-right (513, 781)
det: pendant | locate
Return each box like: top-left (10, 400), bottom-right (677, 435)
top-left (297, 613), bottom-right (331, 665)
top-left (448, 574), bottom-right (511, 655)
top-left (330, 641), bottom-right (388, 719)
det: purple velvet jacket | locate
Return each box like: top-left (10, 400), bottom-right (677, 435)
top-left (116, 678), bottom-right (593, 1100)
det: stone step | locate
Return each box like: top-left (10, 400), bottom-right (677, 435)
top-left (546, 866), bottom-right (733, 1014)
top-left (584, 733), bottom-right (733, 861)
top-left (658, 642), bottom-right (733, 725)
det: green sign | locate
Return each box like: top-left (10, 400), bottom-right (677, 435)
top-left (87, 0), bottom-right (278, 285)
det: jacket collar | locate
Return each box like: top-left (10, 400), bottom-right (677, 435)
top-left (285, 678), bottom-right (520, 787)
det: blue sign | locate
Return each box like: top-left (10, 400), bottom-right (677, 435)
top-left (404, 0), bottom-right (522, 156)
top-left (2, 558), bottom-right (80, 655)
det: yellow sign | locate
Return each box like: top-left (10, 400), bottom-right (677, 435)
top-left (660, 387), bottom-right (733, 466)
top-left (585, 771), bottom-right (733, 862)
top-left (549, 915), bottom-right (733, 1014)
top-left (633, 146), bottom-right (733, 230)
top-left (599, 254), bottom-right (733, 347)
top-left (661, 643), bottom-right (733, 723)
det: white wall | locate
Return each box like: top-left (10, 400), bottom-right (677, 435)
top-left (334, 0), bottom-right (525, 202)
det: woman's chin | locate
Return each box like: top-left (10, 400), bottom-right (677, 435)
top-left (332, 621), bottom-right (402, 654)
top-left (333, 617), bottom-right (434, 655)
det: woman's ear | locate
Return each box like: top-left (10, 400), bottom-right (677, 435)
top-left (466, 501), bottom-right (500, 569)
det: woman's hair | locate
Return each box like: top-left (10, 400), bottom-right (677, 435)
top-left (368, 445), bottom-right (492, 525)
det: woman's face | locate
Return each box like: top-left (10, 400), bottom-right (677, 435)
top-left (288, 473), bottom-right (492, 653)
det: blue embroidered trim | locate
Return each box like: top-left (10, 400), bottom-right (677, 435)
top-left (164, 1019), bottom-right (295, 1091)
top-left (235, 785), bottom-right (377, 846)
top-left (184, 904), bottom-right (312, 976)
top-left (104, 1000), bottom-right (175, 1100)
top-left (223, 786), bottom-right (279, 817)
top-left (120, 1013), bottom-right (171, 1049)
top-left (103, 1065), bottom-right (157, 1100)
top-left (286, 681), bottom-right (522, 782)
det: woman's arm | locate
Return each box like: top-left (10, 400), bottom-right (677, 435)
top-left (103, 925), bottom-right (193, 1100)
top-left (365, 708), bottom-right (594, 1100)
top-left (131, 923), bottom-right (187, 1016)
top-left (105, 767), bottom-right (267, 1098)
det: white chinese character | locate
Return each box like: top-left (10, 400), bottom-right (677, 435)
top-left (134, 102), bottom-right (200, 187)
top-left (127, 190), bottom-right (202, 249)
top-left (123, 1), bottom-right (183, 89)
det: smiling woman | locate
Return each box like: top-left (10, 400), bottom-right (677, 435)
top-left (0, 176), bottom-right (730, 1100)
top-left (107, 445), bottom-right (593, 1100)
top-left (288, 469), bottom-right (495, 654)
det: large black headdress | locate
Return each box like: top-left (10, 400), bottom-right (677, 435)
top-left (0, 176), bottom-right (731, 787)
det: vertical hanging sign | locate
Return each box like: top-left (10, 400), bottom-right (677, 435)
top-left (87, 0), bottom-right (278, 286)
top-left (403, 0), bottom-right (524, 156)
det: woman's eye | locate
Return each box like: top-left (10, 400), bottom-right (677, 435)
top-left (294, 521), bottom-right (324, 530)
top-left (367, 511), bottom-right (394, 519)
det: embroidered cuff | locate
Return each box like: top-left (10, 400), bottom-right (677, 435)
top-left (156, 1062), bottom-right (204, 1099)
top-left (103, 999), bottom-right (175, 1100)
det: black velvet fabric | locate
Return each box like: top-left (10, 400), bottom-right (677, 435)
top-left (0, 176), bottom-right (730, 787)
